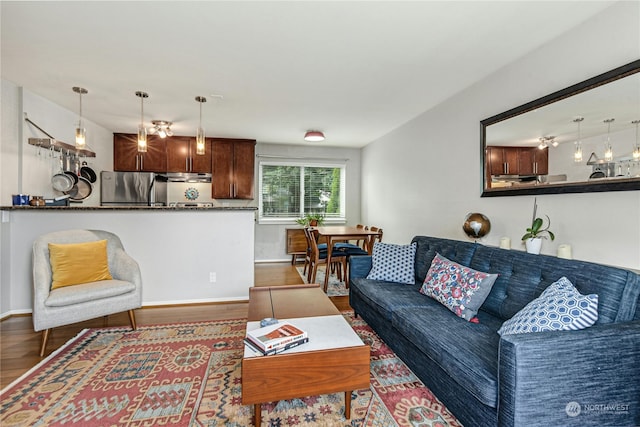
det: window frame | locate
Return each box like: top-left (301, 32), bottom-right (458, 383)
top-left (258, 160), bottom-right (347, 224)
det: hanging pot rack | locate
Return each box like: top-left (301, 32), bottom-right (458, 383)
top-left (24, 114), bottom-right (96, 157)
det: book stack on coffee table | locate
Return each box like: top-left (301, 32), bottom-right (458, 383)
top-left (244, 321), bottom-right (308, 356)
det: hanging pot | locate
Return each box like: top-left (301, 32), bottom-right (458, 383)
top-left (80, 161), bottom-right (97, 183)
top-left (525, 237), bottom-right (543, 255)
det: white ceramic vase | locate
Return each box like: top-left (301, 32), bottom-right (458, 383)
top-left (525, 237), bottom-right (543, 254)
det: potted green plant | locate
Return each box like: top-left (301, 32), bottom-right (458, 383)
top-left (521, 215), bottom-right (555, 254)
top-left (295, 213), bottom-right (325, 227)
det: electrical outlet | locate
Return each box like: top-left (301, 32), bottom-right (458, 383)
top-left (209, 272), bottom-right (217, 283)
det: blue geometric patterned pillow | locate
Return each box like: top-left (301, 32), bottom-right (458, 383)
top-left (419, 253), bottom-right (498, 322)
top-left (498, 277), bottom-right (598, 336)
top-left (366, 242), bottom-right (417, 284)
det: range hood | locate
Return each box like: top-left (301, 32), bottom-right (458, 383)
top-left (157, 172), bottom-right (212, 183)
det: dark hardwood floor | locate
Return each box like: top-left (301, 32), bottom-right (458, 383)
top-left (0, 262), bottom-right (351, 389)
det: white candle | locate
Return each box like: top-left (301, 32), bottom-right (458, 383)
top-left (557, 244), bottom-right (572, 259)
top-left (499, 237), bottom-right (511, 250)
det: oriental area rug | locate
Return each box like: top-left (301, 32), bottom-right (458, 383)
top-left (296, 265), bottom-right (349, 297)
top-left (1, 314), bottom-right (462, 427)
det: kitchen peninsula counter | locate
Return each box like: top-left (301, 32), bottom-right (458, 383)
top-left (1, 207), bottom-right (255, 317)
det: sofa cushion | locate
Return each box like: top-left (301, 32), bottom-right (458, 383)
top-left (420, 253), bottom-right (498, 321)
top-left (45, 279), bottom-right (135, 307)
top-left (366, 242), bottom-right (417, 284)
top-left (498, 277), bottom-right (598, 335)
top-left (412, 236), bottom-right (478, 284)
top-left (350, 278), bottom-right (427, 321)
top-left (391, 304), bottom-right (501, 408)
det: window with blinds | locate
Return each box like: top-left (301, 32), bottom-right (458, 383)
top-left (259, 162), bottom-right (346, 221)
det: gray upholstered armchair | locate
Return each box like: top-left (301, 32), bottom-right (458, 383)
top-left (32, 229), bottom-right (142, 356)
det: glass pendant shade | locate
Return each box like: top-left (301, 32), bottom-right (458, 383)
top-left (574, 144), bottom-right (583, 162)
top-left (137, 124), bottom-right (147, 153)
top-left (195, 96), bottom-right (207, 155)
top-left (135, 91), bottom-right (149, 153)
top-left (75, 125), bottom-right (86, 148)
top-left (196, 127), bottom-right (206, 155)
top-left (633, 120), bottom-right (640, 160)
top-left (573, 117), bottom-right (583, 163)
top-left (603, 118), bottom-right (614, 162)
top-left (73, 87), bottom-right (88, 149)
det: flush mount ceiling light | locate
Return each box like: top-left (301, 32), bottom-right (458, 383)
top-left (135, 91), bottom-right (149, 153)
top-left (149, 120), bottom-right (173, 138)
top-left (72, 86), bottom-right (88, 149)
top-left (195, 96), bottom-right (207, 155)
top-left (304, 130), bottom-right (325, 142)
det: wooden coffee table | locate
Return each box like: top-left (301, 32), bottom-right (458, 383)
top-left (241, 284), bottom-right (370, 426)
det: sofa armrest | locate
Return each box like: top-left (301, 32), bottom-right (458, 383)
top-left (498, 321), bottom-right (640, 427)
top-left (349, 255), bottom-right (372, 281)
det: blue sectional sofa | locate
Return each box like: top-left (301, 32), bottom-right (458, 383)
top-left (349, 236), bottom-right (640, 427)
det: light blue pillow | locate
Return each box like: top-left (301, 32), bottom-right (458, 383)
top-left (366, 242), bottom-right (417, 284)
top-left (498, 277), bottom-right (598, 336)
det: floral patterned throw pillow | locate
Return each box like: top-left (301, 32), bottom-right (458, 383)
top-left (420, 253), bottom-right (498, 322)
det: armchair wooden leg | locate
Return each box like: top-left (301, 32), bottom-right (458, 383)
top-left (128, 309), bottom-right (137, 330)
top-left (39, 329), bottom-right (50, 357)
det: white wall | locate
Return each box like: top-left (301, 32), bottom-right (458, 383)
top-left (3, 209), bottom-right (255, 316)
top-left (254, 142), bottom-right (361, 262)
top-left (361, 2), bottom-right (640, 270)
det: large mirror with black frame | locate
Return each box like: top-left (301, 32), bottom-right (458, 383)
top-left (481, 60), bottom-right (640, 197)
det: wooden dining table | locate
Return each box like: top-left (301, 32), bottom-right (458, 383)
top-left (314, 226), bottom-right (382, 290)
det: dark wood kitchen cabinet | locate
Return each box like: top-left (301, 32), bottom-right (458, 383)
top-left (487, 146), bottom-right (520, 175)
top-left (113, 133), bottom-right (166, 172)
top-left (211, 138), bottom-right (256, 199)
top-left (518, 147), bottom-right (548, 175)
top-left (166, 136), bottom-right (212, 173)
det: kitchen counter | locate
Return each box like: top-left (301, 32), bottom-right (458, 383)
top-left (0, 205), bottom-right (257, 211)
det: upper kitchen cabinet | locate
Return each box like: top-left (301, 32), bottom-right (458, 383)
top-left (113, 133), bottom-right (167, 172)
top-left (212, 139), bottom-right (256, 199)
top-left (166, 136), bottom-right (212, 173)
top-left (518, 147), bottom-right (548, 176)
top-left (487, 146), bottom-right (520, 176)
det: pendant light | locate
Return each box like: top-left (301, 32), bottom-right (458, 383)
top-left (195, 96), bottom-right (207, 155)
top-left (632, 120), bottom-right (640, 161)
top-left (603, 118), bottom-right (614, 162)
top-left (135, 91), bottom-right (149, 153)
top-left (573, 117), bottom-right (584, 162)
top-left (73, 87), bottom-right (88, 149)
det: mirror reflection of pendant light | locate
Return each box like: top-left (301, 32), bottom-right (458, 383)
top-left (73, 87), bottom-right (88, 149)
top-left (632, 120), bottom-right (640, 161)
top-left (603, 118), bottom-right (614, 162)
top-left (195, 96), bottom-right (207, 155)
top-left (538, 137), bottom-right (548, 150)
top-left (573, 117), bottom-right (584, 162)
top-left (135, 91), bottom-right (149, 153)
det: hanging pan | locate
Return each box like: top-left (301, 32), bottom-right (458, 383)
top-left (65, 176), bottom-right (93, 201)
top-left (51, 155), bottom-right (74, 192)
top-left (80, 161), bottom-right (97, 183)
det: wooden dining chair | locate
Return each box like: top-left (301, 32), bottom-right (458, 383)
top-left (367, 227), bottom-right (384, 252)
top-left (304, 227), bottom-right (347, 292)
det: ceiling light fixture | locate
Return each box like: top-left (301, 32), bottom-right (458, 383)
top-left (603, 118), bottom-right (614, 162)
top-left (304, 130), bottom-right (325, 142)
top-left (72, 86), bottom-right (88, 149)
top-left (538, 136), bottom-right (556, 150)
top-left (149, 120), bottom-right (173, 138)
top-left (632, 120), bottom-right (640, 161)
top-left (573, 117), bottom-right (584, 163)
top-left (195, 96), bottom-right (207, 155)
top-left (135, 91), bottom-right (149, 153)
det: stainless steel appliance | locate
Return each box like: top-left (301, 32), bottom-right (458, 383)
top-left (100, 171), bottom-right (167, 206)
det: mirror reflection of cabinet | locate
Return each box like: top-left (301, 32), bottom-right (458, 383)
top-left (486, 146), bottom-right (548, 176)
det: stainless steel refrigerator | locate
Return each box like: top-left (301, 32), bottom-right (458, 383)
top-left (100, 171), bottom-right (167, 206)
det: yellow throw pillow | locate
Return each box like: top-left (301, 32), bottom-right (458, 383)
top-left (49, 240), bottom-right (113, 289)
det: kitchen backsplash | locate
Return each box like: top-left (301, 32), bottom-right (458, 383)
top-left (167, 182), bottom-right (215, 204)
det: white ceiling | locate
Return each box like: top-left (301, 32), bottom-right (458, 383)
top-left (1, 1), bottom-right (615, 148)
